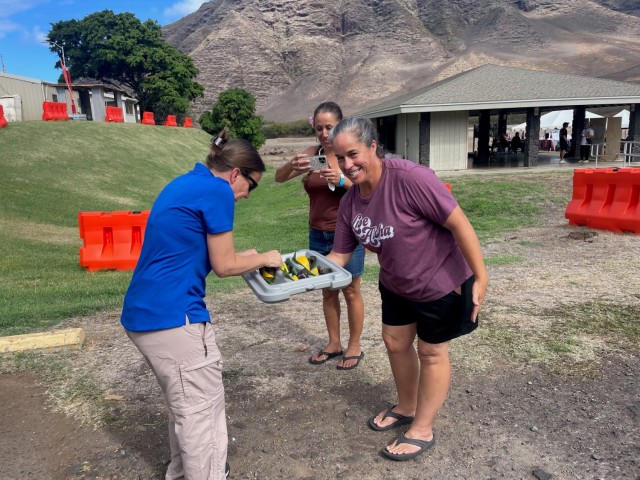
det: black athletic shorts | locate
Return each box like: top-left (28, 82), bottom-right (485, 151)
top-left (379, 275), bottom-right (478, 344)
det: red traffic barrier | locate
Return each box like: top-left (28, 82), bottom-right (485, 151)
top-left (105, 106), bottom-right (124, 122)
top-left (183, 117), bottom-right (193, 128)
top-left (164, 115), bottom-right (177, 127)
top-left (565, 168), bottom-right (640, 234)
top-left (78, 210), bottom-right (150, 272)
top-left (141, 111), bottom-right (155, 125)
top-left (0, 105), bottom-right (7, 129)
top-left (42, 101), bottom-right (70, 121)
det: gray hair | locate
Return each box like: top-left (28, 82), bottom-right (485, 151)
top-left (329, 116), bottom-right (377, 148)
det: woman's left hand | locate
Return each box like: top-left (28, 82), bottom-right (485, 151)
top-left (471, 276), bottom-right (488, 322)
top-left (319, 167), bottom-right (341, 186)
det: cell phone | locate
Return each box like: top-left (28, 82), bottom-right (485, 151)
top-left (307, 155), bottom-right (328, 171)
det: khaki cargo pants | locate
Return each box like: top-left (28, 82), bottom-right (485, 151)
top-left (127, 320), bottom-right (227, 480)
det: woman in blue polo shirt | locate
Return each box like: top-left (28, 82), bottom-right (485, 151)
top-left (121, 128), bottom-right (282, 480)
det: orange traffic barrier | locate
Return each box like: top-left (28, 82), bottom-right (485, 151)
top-left (105, 106), bottom-right (124, 122)
top-left (42, 101), bottom-right (70, 121)
top-left (183, 117), bottom-right (193, 128)
top-left (78, 210), bottom-right (150, 272)
top-left (565, 168), bottom-right (640, 234)
top-left (0, 105), bottom-right (7, 129)
top-left (141, 111), bottom-right (155, 125)
top-left (164, 115), bottom-right (177, 127)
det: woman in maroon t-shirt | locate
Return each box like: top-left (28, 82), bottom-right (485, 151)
top-left (327, 116), bottom-right (488, 461)
top-left (275, 102), bottom-right (366, 371)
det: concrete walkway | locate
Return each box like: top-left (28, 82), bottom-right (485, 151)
top-left (442, 152), bottom-right (630, 177)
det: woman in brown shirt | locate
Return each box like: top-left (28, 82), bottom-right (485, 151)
top-left (275, 102), bottom-right (366, 370)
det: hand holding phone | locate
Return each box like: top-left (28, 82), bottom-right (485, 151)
top-left (307, 155), bottom-right (328, 171)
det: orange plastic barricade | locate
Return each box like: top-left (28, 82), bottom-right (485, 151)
top-left (141, 111), bottom-right (155, 125)
top-left (78, 210), bottom-right (150, 272)
top-left (164, 115), bottom-right (177, 127)
top-left (444, 182), bottom-right (452, 192)
top-left (0, 105), bottom-right (7, 129)
top-left (42, 101), bottom-right (70, 121)
top-left (183, 117), bottom-right (193, 128)
top-left (565, 168), bottom-right (640, 234)
top-left (105, 106), bottom-right (124, 122)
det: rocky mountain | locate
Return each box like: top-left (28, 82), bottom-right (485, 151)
top-left (162, 0), bottom-right (640, 122)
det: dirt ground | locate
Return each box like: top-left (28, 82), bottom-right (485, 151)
top-left (1, 165), bottom-right (639, 480)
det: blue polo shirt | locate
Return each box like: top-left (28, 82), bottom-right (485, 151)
top-left (121, 163), bottom-right (235, 332)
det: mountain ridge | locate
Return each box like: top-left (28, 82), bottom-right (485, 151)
top-left (162, 0), bottom-right (640, 122)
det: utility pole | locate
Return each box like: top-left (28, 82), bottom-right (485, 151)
top-left (45, 39), bottom-right (77, 114)
top-left (1, 53), bottom-right (5, 73)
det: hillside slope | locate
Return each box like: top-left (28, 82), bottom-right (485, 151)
top-left (0, 121), bottom-right (211, 332)
top-left (162, 0), bottom-right (640, 121)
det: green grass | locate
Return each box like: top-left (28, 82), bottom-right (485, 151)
top-left (442, 176), bottom-right (547, 240)
top-left (2, 351), bottom-right (115, 424)
top-left (0, 121), bottom-right (568, 336)
top-left (475, 299), bottom-right (640, 376)
top-left (484, 255), bottom-right (523, 266)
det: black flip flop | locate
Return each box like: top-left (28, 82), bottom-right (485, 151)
top-left (308, 350), bottom-right (343, 365)
top-left (368, 405), bottom-right (414, 431)
top-left (382, 432), bottom-right (435, 461)
top-left (336, 352), bottom-right (364, 370)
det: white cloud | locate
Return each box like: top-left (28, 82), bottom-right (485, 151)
top-left (0, 19), bottom-right (20, 39)
top-left (163, 0), bottom-right (204, 20)
top-left (0, 0), bottom-right (42, 18)
top-left (0, 0), bottom-right (47, 39)
top-left (31, 25), bottom-right (48, 44)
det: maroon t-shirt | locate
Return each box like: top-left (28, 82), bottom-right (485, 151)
top-left (333, 158), bottom-right (472, 301)
top-left (303, 171), bottom-right (344, 231)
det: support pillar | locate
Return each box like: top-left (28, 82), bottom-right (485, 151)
top-left (419, 112), bottom-right (431, 167)
top-left (524, 108), bottom-right (540, 167)
top-left (91, 87), bottom-right (106, 123)
top-left (477, 111), bottom-right (491, 166)
top-left (629, 104), bottom-right (640, 160)
top-left (568, 106), bottom-right (587, 158)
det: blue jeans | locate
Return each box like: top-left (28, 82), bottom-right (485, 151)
top-left (309, 227), bottom-right (365, 277)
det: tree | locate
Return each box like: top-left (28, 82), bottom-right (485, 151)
top-left (47, 10), bottom-right (203, 122)
top-left (199, 88), bottom-right (265, 149)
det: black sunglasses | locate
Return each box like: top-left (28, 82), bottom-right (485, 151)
top-left (240, 169), bottom-right (258, 192)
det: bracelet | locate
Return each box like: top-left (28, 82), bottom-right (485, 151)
top-left (337, 173), bottom-right (345, 187)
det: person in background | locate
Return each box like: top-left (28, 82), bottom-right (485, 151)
top-left (580, 122), bottom-right (595, 163)
top-left (326, 117), bottom-right (488, 461)
top-left (121, 128), bottom-right (282, 480)
top-left (499, 132), bottom-right (511, 154)
top-left (559, 122), bottom-right (569, 164)
top-left (275, 102), bottom-right (366, 370)
top-left (510, 131), bottom-right (522, 154)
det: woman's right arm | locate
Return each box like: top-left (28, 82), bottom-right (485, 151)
top-left (274, 148), bottom-right (315, 183)
top-left (325, 251), bottom-right (353, 268)
top-left (207, 231), bottom-right (282, 277)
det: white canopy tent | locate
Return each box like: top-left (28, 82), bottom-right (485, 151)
top-left (614, 109), bottom-right (630, 128)
top-left (511, 109), bottom-right (603, 131)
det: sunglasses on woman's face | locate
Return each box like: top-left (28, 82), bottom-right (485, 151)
top-left (240, 169), bottom-right (258, 192)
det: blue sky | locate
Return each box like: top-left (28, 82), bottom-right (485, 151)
top-left (0, 0), bottom-right (204, 82)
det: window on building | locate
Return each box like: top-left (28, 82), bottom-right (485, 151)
top-left (125, 103), bottom-right (134, 115)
